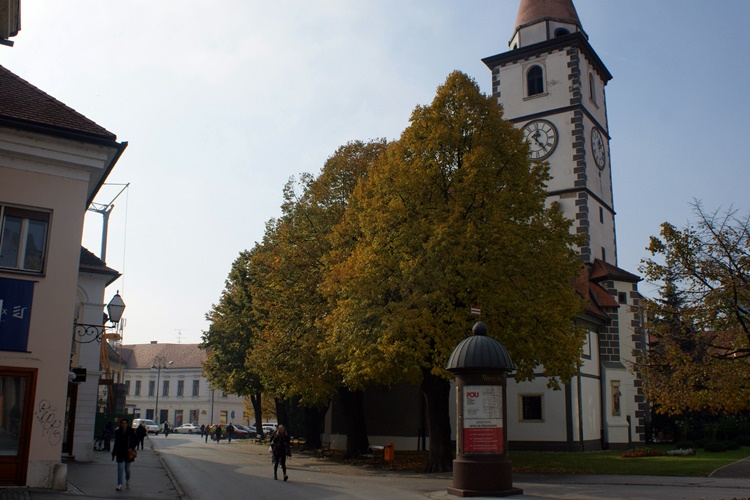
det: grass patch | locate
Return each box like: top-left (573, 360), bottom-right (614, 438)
top-left (509, 444), bottom-right (750, 477)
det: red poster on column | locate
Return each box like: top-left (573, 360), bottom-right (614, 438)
top-left (463, 385), bottom-right (504, 454)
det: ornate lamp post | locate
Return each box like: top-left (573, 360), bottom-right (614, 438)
top-left (446, 322), bottom-right (522, 497)
top-left (152, 356), bottom-right (172, 424)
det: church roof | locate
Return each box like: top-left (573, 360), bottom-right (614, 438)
top-left (590, 259), bottom-right (641, 284)
top-left (119, 343), bottom-right (207, 370)
top-left (0, 64), bottom-right (116, 141)
top-left (515, 0), bottom-right (582, 31)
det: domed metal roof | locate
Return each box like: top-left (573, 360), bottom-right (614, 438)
top-left (515, 0), bottom-right (581, 31)
top-left (446, 322), bottom-right (515, 372)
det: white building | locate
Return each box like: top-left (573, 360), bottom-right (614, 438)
top-left (120, 343), bottom-right (248, 428)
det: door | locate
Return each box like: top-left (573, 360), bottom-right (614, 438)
top-left (0, 367), bottom-right (37, 486)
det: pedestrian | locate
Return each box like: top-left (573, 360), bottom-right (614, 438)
top-left (204, 424), bottom-right (210, 443)
top-left (270, 425), bottom-right (291, 481)
top-left (136, 423), bottom-right (147, 450)
top-left (163, 421), bottom-right (171, 437)
top-left (111, 418), bottom-right (137, 491)
top-left (227, 422), bottom-right (235, 444)
top-left (200, 424), bottom-right (205, 438)
top-left (215, 424), bottom-right (222, 443)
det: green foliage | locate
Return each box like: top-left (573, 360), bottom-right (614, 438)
top-left (321, 71), bottom-right (587, 389)
top-left (639, 202), bottom-right (750, 414)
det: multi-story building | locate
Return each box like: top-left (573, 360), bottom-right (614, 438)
top-left (0, 64), bottom-right (126, 487)
top-left (119, 343), bottom-right (248, 428)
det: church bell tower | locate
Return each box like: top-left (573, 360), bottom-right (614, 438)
top-left (483, 0), bottom-right (616, 265)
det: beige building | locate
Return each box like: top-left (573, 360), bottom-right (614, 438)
top-left (0, 64), bottom-right (126, 487)
top-left (120, 343), bottom-right (248, 428)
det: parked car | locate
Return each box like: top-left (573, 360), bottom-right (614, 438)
top-left (209, 423), bottom-right (250, 439)
top-left (175, 423), bottom-right (200, 434)
top-left (262, 422), bottom-right (277, 435)
top-left (132, 418), bottom-right (160, 435)
top-left (234, 424), bottom-right (256, 438)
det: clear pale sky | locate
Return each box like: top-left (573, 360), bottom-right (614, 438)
top-left (3, 1), bottom-right (748, 345)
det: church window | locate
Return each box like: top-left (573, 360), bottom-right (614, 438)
top-left (519, 395), bottom-right (544, 422)
top-left (527, 65), bottom-right (544, 96)
top-left (601, 247), bottom-right (606, 262)
top-left (599, 207), bottom-right (604, 223)
top-left (554, 27), bottom-right (570, 37)
top-left (589, 73), bottom-right (597, 104)
top-left (618, 292), bottom-right (628, 304)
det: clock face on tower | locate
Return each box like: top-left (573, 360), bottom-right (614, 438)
top-left (522, 119), bottom-right (558, 160)
top-left (591, 127), bottom-right (606, 170)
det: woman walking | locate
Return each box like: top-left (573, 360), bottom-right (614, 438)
top-left (112, 418), bottom-right (137, 491)
top-left (270, 425), bottom-right (291, 481)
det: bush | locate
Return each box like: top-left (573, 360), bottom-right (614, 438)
top-left (724, 441), bottom-right (741, 450)
top-left (704, 442), bottom-right (728, 453)
top-left (736, 435), bottom-right (750, 446)
top-left (673, 441), bottom-right (696, 450)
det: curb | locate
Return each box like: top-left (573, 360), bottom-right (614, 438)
top-left (149, 441), bottom-right (185, 499)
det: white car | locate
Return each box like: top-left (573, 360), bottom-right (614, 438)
top-left (175, 423), bottom-right (200, 434)
top-left (132, 418), bottom-right (160, 435)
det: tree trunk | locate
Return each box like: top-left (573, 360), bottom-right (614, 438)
top-left (421, 369), bottom-right (453, 472)
top-left (301, 404), bottom-right (328, 451)
top-left (275, 398), bottom-right (289, 429)
top-left (250, 391), bottom-right (263, 435)
top-left (339, 387), bottom-right (369, 458)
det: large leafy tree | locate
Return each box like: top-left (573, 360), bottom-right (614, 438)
top-left (639, 202), bottom-right (750, 414)
top-left (202, 249), bottom-right (265, 430)
top-left (247, 140), bottom-right (387, 452)
top-left (321, 71), bottom-right (587, 472)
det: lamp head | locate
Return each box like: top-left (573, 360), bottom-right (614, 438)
top-left (107, 291), bottom-right (126, 324)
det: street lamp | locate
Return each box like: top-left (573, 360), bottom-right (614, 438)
top-left (72, 291), bottom-right (126, 344)
top-left (152, 356), bottom-right (173, 425)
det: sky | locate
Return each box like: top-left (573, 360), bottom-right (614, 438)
top-left (2, 1), bottom-right (748, 346)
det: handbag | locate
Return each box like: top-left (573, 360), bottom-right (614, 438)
top-left (127, 448), bottom-right (138, 460)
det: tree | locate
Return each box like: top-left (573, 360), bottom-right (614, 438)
top-left (321, 71), bottom-right (587, 472)
top-left (639, 202), bottom-right (750, 414)
top-left (247, 140), bottom-right (387, 453)
top-left (202, 249), bottom-right (265, 430)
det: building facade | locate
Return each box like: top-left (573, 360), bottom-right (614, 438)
top-left (120, 343), bottom-right (248, 428)
top-left (0, 65), bottom-right (126, 487)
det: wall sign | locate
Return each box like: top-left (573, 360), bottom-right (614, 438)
top-left (463, 385), bottom-right (504, 454)
top-left (0, 277), bottom-right (34, 352)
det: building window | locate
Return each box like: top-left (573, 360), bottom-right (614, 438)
top-left (146, 409), bottom-right (154, 420)
top-left (148, 381), bottom-right (155, 396)
top-left (0, 205), bottom-right (50, 274)
top-left (520, 395), bottom-right (544, 422)
top-left (582, 331), bottom-right (591, 359)
top-left (177, 380), bottom-right (184, 397)
top-left (589, 73), bottom-right (597, 104)
top-left (618, 292), bottom-right (628, 304)
top-left (220, 410), bottom-right (228, 423)
top-left (221, 392), bottom-right (227, 398)
top-left (162, 380), bottom-right (169, 397)
top-left (527, 65), bottom-right (544, 96)
top-left (124, 380), bottom-right (131, 395)
top-left (192, 380), bottom-right (199, 396)
top-left (554, 27), bottom-right (570, 37)
top-left (174, 409), bottom-right (184, 427)
top-left (135, 380), bottom-right (141, 396)
top-left (601, 247), bottom-right (606, 262)
top-left (599, 207), bottom-right (604, 224)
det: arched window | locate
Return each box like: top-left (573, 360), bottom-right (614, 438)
top-left (589, 73), bottom-right (597, 104)
top-left (554, 27), bottom-right (570, 37)
top-left (527, 65), bottom-right (544, 96)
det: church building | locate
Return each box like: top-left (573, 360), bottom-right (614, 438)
top-left (480, 0), bottom-right (646, 451)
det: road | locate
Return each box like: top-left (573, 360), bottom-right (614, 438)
top-left (151, 433), bottom-right (451, 500)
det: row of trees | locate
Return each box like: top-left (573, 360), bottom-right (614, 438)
top-left (201, 71), bottom-right (591, 471)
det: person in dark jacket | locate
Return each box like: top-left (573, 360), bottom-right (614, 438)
top-left (227, 423), bottom-right (235, 443)
top-left (270, 425), bottom-right (291, 481)
top-left (214, 425), bottom-right (222, 443)
top-left (135, 423), bottom-right (147, 450)
top-left (112, 418), bottom-right (137, 491)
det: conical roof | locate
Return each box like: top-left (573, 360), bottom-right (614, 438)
top-left (515, 0), bottom-right (582, 31)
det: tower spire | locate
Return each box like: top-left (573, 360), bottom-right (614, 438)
top-left (510, 0), bottom-right (586, 49)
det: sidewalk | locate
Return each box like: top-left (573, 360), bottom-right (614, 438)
top-left (26, 438), bottom-right (180, 500)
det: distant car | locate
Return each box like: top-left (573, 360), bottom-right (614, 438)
top-left (234, 424), bottom-right (256, 438)
top-left (175, 423), bottom-right (200, 434)
top-left (209, 423), bottom-right (249, 439)
top-left (132, 418), bottom-right (160, 435)
top-left (262, 423), bottom-right (277, 435)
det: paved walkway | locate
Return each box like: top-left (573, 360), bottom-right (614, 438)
top-left (1, 441), bottom-right (749, 499)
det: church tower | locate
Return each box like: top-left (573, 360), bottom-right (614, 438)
top-left (483, 0), bottom-right (615, 265)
